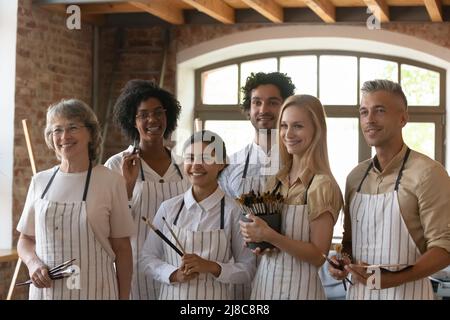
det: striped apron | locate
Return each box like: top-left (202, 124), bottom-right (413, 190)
top-left (131, 159), bottom-right (189, 300)
top-left (251, 178), bottom-right (326, 300)
top-left (348, 148), bottom-right (435, 300)
top-left (231, 146), bottom-right (270, 300)
top-left (159, 197), bottom-right (231, 300)
top-left (30, 163), bottom-right (118, 300)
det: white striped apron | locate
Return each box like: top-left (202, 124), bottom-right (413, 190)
top-left (131, 158), bottom-right (189, 300)
top-left (251, 178), bottom-right (326, 300)
top-left (231, 146), bottom-right (269, 300)
top-left (30, 163), bottom-right (118, 300)
top-left (348, 148), bottom-right (435, 300)
top-left (159, 197), bottom-right (231, 300)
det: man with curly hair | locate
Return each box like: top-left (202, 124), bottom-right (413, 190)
top-left (104, 79), bottom-right (190, 299)
top-left (219, 72), bottom-right (295, 299)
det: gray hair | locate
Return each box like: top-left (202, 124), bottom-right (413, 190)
top-left (361, 79), bottom-right (408, 109)
top-left (44, 99), bottom-right (102, 162)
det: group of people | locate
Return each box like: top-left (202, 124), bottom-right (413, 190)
top-left (16, 71), bottom-right (450, 300)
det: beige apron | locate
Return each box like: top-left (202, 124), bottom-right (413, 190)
top-left (348, 148), bottom-right (434, 300)
top-left (31, 163), bottom-right (118, 300)
top-left (251, 178), bottom-right (326, 300)
top-left (131, 157), bottom-right (189, 300)
top-left (159, 197), bottom-right (231, 300)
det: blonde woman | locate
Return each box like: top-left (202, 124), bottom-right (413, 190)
top-left (240, 94), bottom-right (343, 300)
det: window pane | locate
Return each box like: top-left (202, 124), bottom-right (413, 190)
top-left (279, 56), bottom-right (317, 96)
top-left (240, 58), bottom-right (278, 103)
top-left (403, 122), bottom-right (435, 159)
top-left (205, 120), bottom-right (254, 155)
top-left (360, 58), bottom-right (398, 84)
top-left (401, 64), bottom-right (440, 106)
top-left (320, 56), bottom-right (357, 105)
top-left (326, 118), bottom-right (359, 240)
top-left (370, 122), bottom-right (435, 160)
top-left (202, 65), bottom-right (238, 105)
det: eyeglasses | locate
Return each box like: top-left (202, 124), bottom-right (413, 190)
top-left (135, 108), bottom-right (166, 121)
top-left (51, 125), bottom-right (86, 137)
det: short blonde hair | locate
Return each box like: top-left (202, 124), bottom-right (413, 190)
top-left (44, 99), bottom-right (102, 162)
top-left (278, 95), bottom-right (333, 177)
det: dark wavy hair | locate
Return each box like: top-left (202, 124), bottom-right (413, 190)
top-left (241, 72), bottom-right (296, 113)
top-left (113, 79), bottom-right (181, 141)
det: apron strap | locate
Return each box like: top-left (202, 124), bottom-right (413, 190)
top-left (40, 167), bottom-right (60, 199)
top-left (272, 180), bottom-right (282, 194)
top-left (356, 161), bottom-right (374, 192)
top-left (242, 146), bottom-right (251, 179)
top-left (394, 148), bottom-right (411, 191)
top-left (173, 200), bottom-right (185, 226)
top-left (140, 148), bottom-right (184, 181)
top-left (41, 162), bottom-right (93, 201)
top-left (82, 162), bottom-right (93, 202)
top-left (303, 175), bottom-right (315, 205)
top-left (173, 163), bottom-right (183, 179)
top-left (220, 197), bottom-right (225, 229)
top-left (173, 197), bottom-right (225, 229)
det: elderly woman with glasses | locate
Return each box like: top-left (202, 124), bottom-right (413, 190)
top-left (105, 80), bottom-right (190, 300)
top-left (17, 99), bottom-right (134, 300)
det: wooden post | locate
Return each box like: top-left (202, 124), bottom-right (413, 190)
top-left (7, 120), bottom-right (37, 300)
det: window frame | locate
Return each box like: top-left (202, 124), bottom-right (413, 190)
top-left (195, 50), bottom-right (446, 165)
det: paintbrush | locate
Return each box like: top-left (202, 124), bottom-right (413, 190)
top-left (162, 217), bottom-right (186, 255)
top-left (322, 253), bottom-right (353, 289)
top-left (16, 259), bottom-right (77, 286)
top-left (141, 216), bottom-right (183, 257)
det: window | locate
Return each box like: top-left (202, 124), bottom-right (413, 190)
top-left (196, 51), bottom-right (446, 241)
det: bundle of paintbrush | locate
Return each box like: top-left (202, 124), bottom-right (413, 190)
top-left (16, 258), bottom-right (77, 286)
top-left (235, 190), bottom-right (284, 216)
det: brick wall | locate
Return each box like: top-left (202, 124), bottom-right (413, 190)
top-left (4, 1), bottom-right (450, 299)
top-left (2, 0), bottom-right (93, 299)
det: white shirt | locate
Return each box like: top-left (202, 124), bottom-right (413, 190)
top-left (104, 145), bottom-right (187, 183)
top-left (17, 165), bottom-right (135, 258)
top-left (219, 142), bottom-right (280, 198)
top-left (139, 186), bottom-right (256, 285)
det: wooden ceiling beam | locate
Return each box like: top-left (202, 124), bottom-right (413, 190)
top-left (128, 1), bottom-right (184, 24)
top-left (182, 0), bottom-right (235, 24)
top-left (424, 0), bottom-right (443, 22)
top-left (78, 3), bottom-right (141, 15)
top-left (363, 0), bottom-right (390, 22)
top-left (241, 0), bottom-right (283, 23)
top-left (303, 0), bottom-right (335, 23)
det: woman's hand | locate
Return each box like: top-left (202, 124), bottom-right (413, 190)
top-left (181, 253), bottom-right (221, 277)
top-left (121, 152), bottom-right (140, 199)
top-left (327, 255), bottom-right (351, 281)
top-left (251, 247), bottom-right (279, 256)
top-left (239, 213), bottom-right (273, 243)
top-left (169, 268), bottom-right (199, 283)
top-left (28, 258), bottom-right (52, 288)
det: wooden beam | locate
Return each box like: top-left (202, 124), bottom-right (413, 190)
top-left (128, 1), bottom-right (184, 24)
top-left (424, 0), bottom-right (443, 22)
top-left (182, 0), bottom-right (235, 24)
top-left (38, 3), bottom-right (106, 26)
top-left (304, 0), bottom-right (335, 23)
top-left (78, 3), bottom-right (142, 15)
top-left (241, 0), bottom-right (283, 23)
top-left (363, 0), bottom-right (389, 23)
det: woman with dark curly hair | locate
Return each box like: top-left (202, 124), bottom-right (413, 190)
top-left (105, 80), bottom-right (190, 300)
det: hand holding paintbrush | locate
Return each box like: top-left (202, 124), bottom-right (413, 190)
top-left (324, 244), bottom-right (353, 290)
top-left (16, 258), bottom-right (77, 287)
top-left (141, 217), bottom-right (184, 257)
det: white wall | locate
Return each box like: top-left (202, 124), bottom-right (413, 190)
top-left (176, 25), bottom-right (450, 168)
top-left (0, 0), bottom-right (18, 249)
